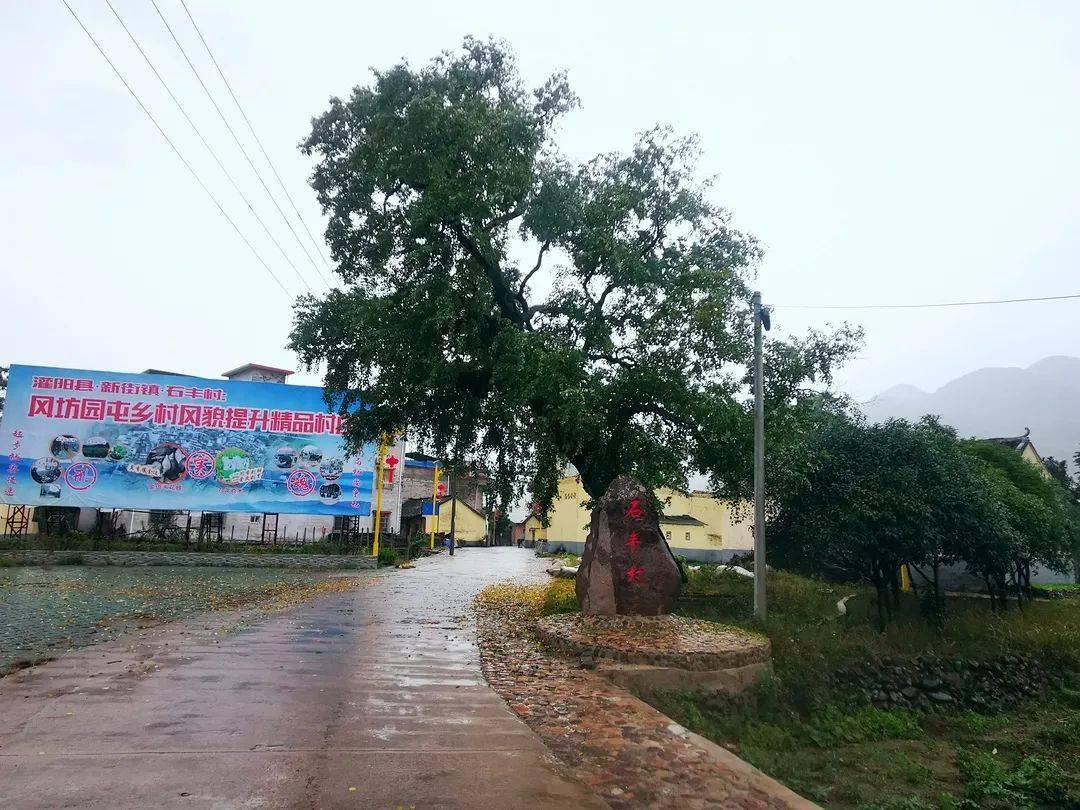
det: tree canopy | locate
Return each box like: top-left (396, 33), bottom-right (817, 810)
top-left (769, 412), bottom-right (1079, 617)
top-left (291, 38), bottom-right (859, 510)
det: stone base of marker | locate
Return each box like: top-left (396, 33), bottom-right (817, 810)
top-left (536, 613), bottom-right (772, 696)
top-left (575, 475), bottom-right (681, 615)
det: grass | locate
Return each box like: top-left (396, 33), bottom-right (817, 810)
top-left (0, 534), bottom-right (372, 557)
top-left (476, 578), bottom-right (578, 617)
top-left (642, 566), bottom-right (1080, 808)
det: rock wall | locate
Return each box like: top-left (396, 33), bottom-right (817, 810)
top-left (837, 653), bottom-right (1064, 712)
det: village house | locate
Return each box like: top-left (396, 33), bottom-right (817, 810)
top-left (539, 473), bottom-right (754, 563)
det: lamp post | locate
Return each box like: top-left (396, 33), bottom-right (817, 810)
top-left (752, 290), bottom-right (770, 621)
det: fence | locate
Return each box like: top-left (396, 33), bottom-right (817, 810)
top-left (1, 506), bottom-right (413, 556)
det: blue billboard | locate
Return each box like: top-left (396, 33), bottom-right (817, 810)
top-left (0, 365), bottom-right (375, 515)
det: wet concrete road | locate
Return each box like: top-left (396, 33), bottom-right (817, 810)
top-left (0, 548), bottom-right (604, 809)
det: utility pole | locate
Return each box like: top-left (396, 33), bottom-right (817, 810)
top-left (448, 471), bottom-right (457, 555)
top-left (752, 290), bottom-right (768, 621)
top-left (372, 433), bottom-right (388, 559)
top-left (429, 462), bottom-right (441, 551)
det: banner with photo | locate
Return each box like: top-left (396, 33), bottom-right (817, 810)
top-left (0, 365), bottom-right (375, 515)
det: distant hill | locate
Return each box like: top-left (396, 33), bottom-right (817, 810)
top-left (861, 356), bottom-right (1080, 464)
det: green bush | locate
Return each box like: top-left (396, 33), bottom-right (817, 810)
top-left (1012, 754), bottom-right (1072, 805)
top-left (407, 533), bottom-right (428, 560)
top-left (741, 722), bottom-right (798, 752)
top-left (376, 545), bottom-right (399, 567)
top-left (955, 750), bottom-right (1074, 807)
top-left (804, 706), bottom-right (922, 748)
top-left (957, 750), bottom-right (1022, 805)
top-left (539, 579), bottom-right (579, 615)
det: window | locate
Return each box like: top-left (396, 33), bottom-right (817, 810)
top-left (665, 531), bottom-right (672, 542)
top-left (250, 515), bottom-right (260, 523)
top-left (685, 532), bottom-right (691, 543)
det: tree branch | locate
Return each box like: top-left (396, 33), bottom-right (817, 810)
top-left (517, 240), bottom-right (551, 299)
top-left (483, 201), bottom-right (528, 231)
top-left (449, 221), bottom-right (526, 327)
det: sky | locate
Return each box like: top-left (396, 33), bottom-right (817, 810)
top-left (2, 0), bottom-right (1079, 402)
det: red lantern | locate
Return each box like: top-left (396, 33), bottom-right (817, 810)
top-left (437, 481), bottom-right (447, 497)
top-left (385, 454), bottom-right (399, 483)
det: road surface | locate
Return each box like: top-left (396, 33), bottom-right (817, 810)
top-left (0, 548), bottom-right (603, 809)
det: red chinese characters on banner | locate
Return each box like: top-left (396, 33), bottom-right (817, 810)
top-left (31, 376), bottom-right (93, 391)
top-left (24, 395), bottom-right (344, 436)
top-left (100, 382), bottom-right (161, 396)
top-left (33, 376), bottom-right (227, 401)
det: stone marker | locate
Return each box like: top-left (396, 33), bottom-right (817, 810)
top-left (576, 475), bottom-right (681, 615)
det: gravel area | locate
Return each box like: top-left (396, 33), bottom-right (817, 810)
top-left (475, 587), bottom-right (813, 809)
top-left (0, 565), bottom-right (364, 674)
top-left (535, 613), bottom-right (771, 670)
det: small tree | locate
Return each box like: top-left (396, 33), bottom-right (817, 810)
top-left (961, 441), bottom-right (1076, 607)
top-left (291, 38), bottom-right (859, 518)
top-left (769, 415), bottom-right (988, 626)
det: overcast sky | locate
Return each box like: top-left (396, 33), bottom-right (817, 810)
top-left (2, 0), bottom-right (1079, 401)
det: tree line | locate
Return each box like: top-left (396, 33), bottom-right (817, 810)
top-left (768, 410), bottom-right (1080, 624)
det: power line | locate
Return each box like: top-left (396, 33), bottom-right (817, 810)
top-left (104, 0), bottom-right (312, 294)
top-left (149, 0), bottom-right (332, 290)
top-left (60, 0), bottom-right (292, 298)
top-left (773, 292), bottom-right (1080, 311)
top-left (178, 0), bottom-right (335, 279)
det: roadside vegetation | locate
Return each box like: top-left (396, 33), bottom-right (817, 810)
top-left (651, 567), bottom-right (1080, 809)
top-left (481, 570), bottom-right (1080, 807)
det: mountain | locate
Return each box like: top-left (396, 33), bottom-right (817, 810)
top-left (861, 356), bottom-right (1080, 464)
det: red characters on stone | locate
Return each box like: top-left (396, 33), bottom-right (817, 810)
top-left (625, 498), bottom-right (645, 520)
top-left (626, 530), bottom-right (641, 552)
top-left (626, 565), bottom-right (646, 584)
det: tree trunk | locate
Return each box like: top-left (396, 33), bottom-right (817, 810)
top-left (887, 563), bottom-right (902, 609)
top-left (983, 574), bottom-right (996, 611)
top-left (932, 559), bottom-right (943, 616)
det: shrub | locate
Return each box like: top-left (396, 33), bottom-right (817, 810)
top-left (540, 579), bottom-right (578, 616)
top-left (954, 750), bottom-right (1073, 806)
top-left (803, 706), bottom-right (922, 748)
top-left (407, 533), bottom-right (428, 560)
top-left (1012, 754), bottom-right (1071, 805)
top-left (957, 750), bottom-right (1022, 805)
top-left (376, 546), bottom-right (399, 567)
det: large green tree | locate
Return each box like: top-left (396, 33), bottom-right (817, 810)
top-left (291, 38), bottom-right (859, 511)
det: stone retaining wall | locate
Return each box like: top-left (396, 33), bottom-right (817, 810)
top-left (0, 550), bottom-right (376, 570)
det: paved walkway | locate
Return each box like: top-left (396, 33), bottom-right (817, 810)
top-left (0, 549), bottom-right (604, 809)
